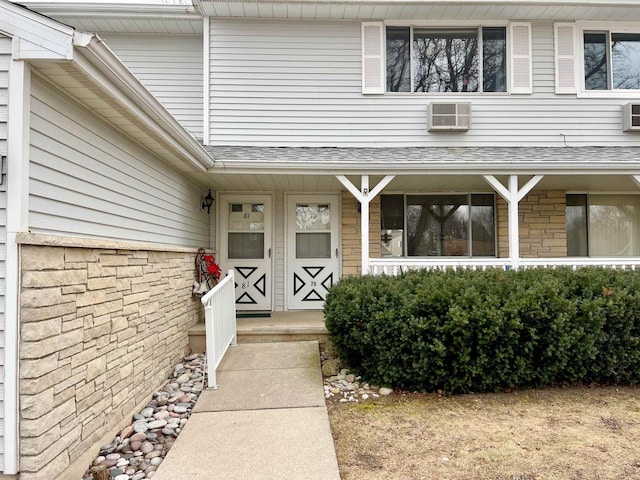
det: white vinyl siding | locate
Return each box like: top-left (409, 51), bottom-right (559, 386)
top-left (100, 34), bottom-right (204, 141)
top-left (0, 34), bottom-right (9, 473)
top-left (209, 19), bottom-right (640, 147)
top-left (29, 76), bottom-right (209, 247)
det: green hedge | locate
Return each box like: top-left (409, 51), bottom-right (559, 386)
top-left (323, 267), bottom-right (640, 394)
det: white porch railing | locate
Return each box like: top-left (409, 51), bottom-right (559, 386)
top-left (200, 269), bottom-right (237, 389)
top-left (369, 257), bottom-right (640, 275)
top-left (369, 258), bottom-right (512, 275)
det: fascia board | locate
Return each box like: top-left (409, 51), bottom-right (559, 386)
top-left (211, 162), bottom-right (640, 176)
top-left (72, 32), bottom-right (214, 171)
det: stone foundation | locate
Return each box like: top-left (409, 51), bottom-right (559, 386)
top-left (17, 235), bottom-right (203, 480)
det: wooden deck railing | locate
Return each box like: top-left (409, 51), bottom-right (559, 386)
top-left (200, 269), bottom-right (237, 389)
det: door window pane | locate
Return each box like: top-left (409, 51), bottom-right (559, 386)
top-left (471, 194), bottom-right (496, 256)
top-left (566, 194), bottom-right (588, 256)
top-left (296, 204), bottom-right (330, 231)
top-left (228, 233), bottom-right (264, 259)
top-left (482, 27), bottom-right (507, 92)
top-left (589, 195), bottom-right (640, 256)
top-left (611, 33), bottom-right (640, 89)
top-left (229, 203), bottom-right (264, 231)
top-left (386, 27), bottom-right (411, 92)
top-left (407, 195), bottom-right (469, 256)
top-left (296, 233), bottom-right (331, 259)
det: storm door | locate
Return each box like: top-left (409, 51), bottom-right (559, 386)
top-left (287, 195), bottom-right (340, 310)
top-left (219, 194), bottom-right (272, 311)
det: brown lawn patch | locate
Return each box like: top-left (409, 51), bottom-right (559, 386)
top-left (327, 386), bottom-right (640, 480)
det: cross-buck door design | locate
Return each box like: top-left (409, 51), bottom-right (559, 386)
top-left (287, 194), bottom-right (340, 310)
top-left (219, 194), bottom-right (272, 311)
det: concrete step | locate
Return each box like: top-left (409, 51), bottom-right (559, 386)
top-left (188, 311), bottom-right (328, 352)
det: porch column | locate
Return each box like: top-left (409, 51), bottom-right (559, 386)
top-left (4, 58), bottom-right (31, 474)
top-left (337, 174), bottom-right (395, 274)
top-left (483, 174), bottom-right (543, 269)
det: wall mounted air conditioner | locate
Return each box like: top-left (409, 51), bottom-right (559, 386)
top-left (428, 103), bottom-right (471, 131)
top-left (622, 103), bottom-right (640, 131)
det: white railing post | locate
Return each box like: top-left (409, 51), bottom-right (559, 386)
top-left (201, 269), bottom-right (237, 389)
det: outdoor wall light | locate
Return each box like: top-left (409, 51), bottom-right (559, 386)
top-left (201, 189), bottom-right (214, 214)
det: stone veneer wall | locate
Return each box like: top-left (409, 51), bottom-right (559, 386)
top-left (497, 190), bottom-right (567, 258)
top-left (18, 236), bottom-right (203, 480)
top-left (342, 192), bottom-right (381, 276)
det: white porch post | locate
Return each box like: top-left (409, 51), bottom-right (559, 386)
top-left (4, 57), bottom-right (31, 474)
top-left (483, 174), bottom-right (543, 270)
top-left (337, 174), bottom-right (395, 275)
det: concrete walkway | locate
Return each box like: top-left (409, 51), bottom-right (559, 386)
top-left (153, 341), bottom-right (341, 480)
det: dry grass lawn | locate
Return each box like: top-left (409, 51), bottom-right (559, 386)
top-left (327, 385), bottom-right (640, 480)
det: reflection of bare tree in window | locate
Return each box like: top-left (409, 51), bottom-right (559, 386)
top-left (612, 33), bottom-right (640, 89)
top-left (584, 33), bottom-right (608, 90)
top-left (413, 30), bottom-right (479, 92)
top-left (483, 28), bottom-right (506, 92)
top-left (386, 27), bottom-right (411, 92)
top-left (408, 196), bottom-right (469, 256)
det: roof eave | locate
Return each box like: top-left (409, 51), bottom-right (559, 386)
top-left (71, 32), bottom-right (215, 172)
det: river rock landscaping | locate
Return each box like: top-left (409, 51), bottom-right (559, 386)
top-left (321, 345), bottom-right (392, 403)
top-left (82, 353), bottom-right (205, 480)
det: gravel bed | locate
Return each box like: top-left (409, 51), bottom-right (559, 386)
top-left (82, 353), bottom-right (205, 480)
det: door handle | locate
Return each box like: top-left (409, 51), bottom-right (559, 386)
top-left (335, 248), bottom-right (339, 258)
top-left (268, 248), bottom-right (272, 258)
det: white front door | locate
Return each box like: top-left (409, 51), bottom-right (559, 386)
top-left (219, 194), bottom-right (272, 311)
top-left (287, 194), bottom-right (340, 310)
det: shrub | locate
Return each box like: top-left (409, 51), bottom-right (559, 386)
top-left (324, 267), bottom-right (640, 394)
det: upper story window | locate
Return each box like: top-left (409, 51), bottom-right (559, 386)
top-left (362, 22), bottom-right (531, 95)
top-left (555, 23), bottom-right (640, 96)
top-left (584, 32), bottom-right (640, 90)
top-left (386, 27), bottom-right (507, 93)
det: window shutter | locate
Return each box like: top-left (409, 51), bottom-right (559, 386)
top-left (510, 22), bottom-right (532, 94)
top-left (362, 22), bottom-right (384, 94)
top-left (554, 23), bottom-right (577, 94)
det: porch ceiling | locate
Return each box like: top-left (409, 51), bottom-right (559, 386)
top-left (195, 0), bottom-right (640, 22)
top-left (198, 172), bottom-right (640, 194)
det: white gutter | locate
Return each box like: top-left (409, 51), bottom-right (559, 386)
top-left (212, 161), bottom-right (640, 175)
top-left (16, 1), bottom-right (199, 17)
top-left (194, 0), bottom-right (640, 5)
top-left (72, 31), bottom-right (215, 172)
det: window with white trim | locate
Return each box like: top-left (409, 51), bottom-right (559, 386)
top-left (381, 194), bottom-right (496, 257)
top-left (584, 31), bottom-right (640, 90)
top-left (567, 194), bottom-right (640, 257)
top-left (386, 27), bottom-right (507, 93)
top-left (362, 22), bottom-right (532, 95)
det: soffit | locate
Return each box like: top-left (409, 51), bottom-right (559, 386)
top-left (195, 171), bottom-right (640, 193)
top-left (195, 0), bottom-right (640, 22)
top-left (46, 15), bottom-right (203, 34)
